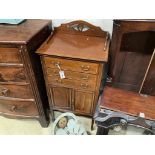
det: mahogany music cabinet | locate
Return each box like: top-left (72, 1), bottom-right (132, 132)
top-left (36, 20), bottom-right (110, 124)
top-left (0, 19), bottom-right (52, 127)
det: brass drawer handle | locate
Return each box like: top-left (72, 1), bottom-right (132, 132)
top-left (55, 79), bottom-right (62, 83)
top-left (10, 105), bottom-right (17, 112)
top-left (0, 88), bottom-right (10, 97)
top-left (81, 83), bottom-right (88, 88)
top-left (81, 75), bottom-right (89, 80)
top-left (81, 65), bottom-right (90, 71)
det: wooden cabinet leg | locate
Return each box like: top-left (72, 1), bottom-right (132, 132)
top-left (91, 119), bottom-right (94, 130)
top-left (51, 110), bottom-right (55, 122)
top-left (39, 116), bottom-right (50, 128)
top-left (96, 126), bottom-right (109, 135)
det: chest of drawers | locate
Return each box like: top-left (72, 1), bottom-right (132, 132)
top-left (0, 20), bottom-right (52, 127)
top-left (37, 20), bottom-right (109, 120)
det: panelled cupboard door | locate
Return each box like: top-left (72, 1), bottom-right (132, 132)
top-left (49, 86), bottom-right (72, 110)
top-left (74, 90), bottom-right (94, 115)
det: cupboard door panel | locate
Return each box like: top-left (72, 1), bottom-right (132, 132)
top-left (50, 86), bottom-right (72, 110)
top-left (74, 90), bottom-right (94, 115)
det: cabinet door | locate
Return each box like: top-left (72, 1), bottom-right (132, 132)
top-left (49, 86), bottom-right (72, 110)
top-left (74, 90), bottom-right (94, 115)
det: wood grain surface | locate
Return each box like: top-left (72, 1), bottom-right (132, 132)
top-left (100, 86), bottom-right (155, 121)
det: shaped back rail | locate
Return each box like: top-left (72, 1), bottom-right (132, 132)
top-left (55, 20), bottom-right (109, 38)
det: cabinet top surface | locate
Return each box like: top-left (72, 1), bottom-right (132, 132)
top-left (37, 20), bottom-right (109, 62)
top-left (0, 19), bottom-right (51, 44)
top-left (100, 87), bottom-right (155, 121)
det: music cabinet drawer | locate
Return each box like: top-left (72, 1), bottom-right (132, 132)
top-left (0, 66), bottom-right (26, 83)
top-left (43, 56), bottom-right (99, 74)
top-left (0, 47), bottom-right (22, 64)
top-left (46, 68), bottom-right (97, 84)
top-left (0, 84), bottom-right (33, 99)
top-left (47, 77), bottom-right (96, 91)
top-left (0, 99), bottom-right (38, 117)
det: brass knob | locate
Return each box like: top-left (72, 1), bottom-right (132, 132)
top-left (81, 83), bottom-right (88, 88)
top-left (81, 65), bottom-right (90, 71)
top-left (81, 75), bottom-right (89, 80)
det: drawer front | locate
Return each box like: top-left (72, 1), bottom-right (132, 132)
top-left (47, 77), bottom-right (96, 91)
top-left (46, 68), bottom-right (97, 85)
top-left (0, 47), bottom-right (22, 64)
top-left (0, 99), bottom-right (38, 117)
top-left (0, 84), bottom-right (33, 99)
top-left (43, 57), bottom-right (99, 74)
top-left (0, 66), bottom-right (26, 83)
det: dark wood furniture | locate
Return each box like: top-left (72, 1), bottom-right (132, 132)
top-left (0, 19), bottom-right (52, 127)
top-left (95, 20), bottom-right (155, 135)
top-left (109, 20), bottom-right (155, 95)
top-left (100, 87), bottom-right (155, 120)
top-left (95, 87), bottom-right (155, 135)
top-left (36, 20), bottom-right (110, 124)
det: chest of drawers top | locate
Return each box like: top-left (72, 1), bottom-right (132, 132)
top-left (0, 19), bottom-right (51, 44)
top-left (37, 20), bottom-right (110, 62)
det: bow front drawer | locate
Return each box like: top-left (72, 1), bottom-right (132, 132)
top-left (0, 99), bottom-right (38, 117)
top-left (0, 48), bottom-right (22, 64)
top-left (0, 84), bottom-right (33, 99)
top-left (0, 66), bottom-right (26, 83)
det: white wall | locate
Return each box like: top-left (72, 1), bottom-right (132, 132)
top-left (52, 19), bottom-right (113, 35)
